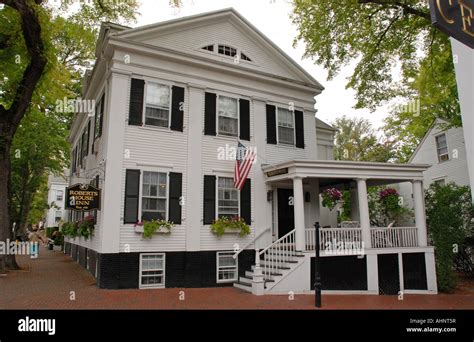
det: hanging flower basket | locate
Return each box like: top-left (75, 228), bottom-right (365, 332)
top-left (321, 188), bottom-right (342, 210)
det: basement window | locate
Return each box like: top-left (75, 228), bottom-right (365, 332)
top-left (217, 251), bottom-right (238, 283)
top-left (140, 253), bottom-right (165, 289)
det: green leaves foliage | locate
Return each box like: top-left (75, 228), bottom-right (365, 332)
top-left (425, 183), bottom-right (473, 292)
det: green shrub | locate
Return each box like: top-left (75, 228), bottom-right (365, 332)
top-left (61, 221), bottom-right (78, 238)
top-left (425, 182), bottom-right (473, 292)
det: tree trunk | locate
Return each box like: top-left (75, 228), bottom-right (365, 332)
top-left (0, 136), bottom-right (19, 270)
top-left (0, 0), bottom-right (47, 271)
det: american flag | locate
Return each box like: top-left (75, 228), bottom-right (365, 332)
top-left (234, 142), bottom-right (256, 190)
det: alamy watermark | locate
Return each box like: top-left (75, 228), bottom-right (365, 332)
top-left (217, 143), bottom-right (258, 164)
top-left (55, 97), bottom-right (95, 116)
top-left (395, 99), bottom-right (420, 117)
top-left (323, 239), bottom-right (365, 256)
top-left (0, 239), bottom-right (39, 258)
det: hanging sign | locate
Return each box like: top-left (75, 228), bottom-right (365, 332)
top-left (429, 0), bottom-right (474, 49)
top-left (66, 183), bottom-right (101, 211)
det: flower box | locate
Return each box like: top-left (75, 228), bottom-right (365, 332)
top-left (135, 220), bottom-right (174, 238)
top-left (210, 216), bottom-right (251, 237)
top-left (134, 225), bottom-right (171, 234)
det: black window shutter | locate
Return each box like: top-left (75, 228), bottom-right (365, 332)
top-left (99, 93), bottom-right (105, 137)
top-left (239, 99), bottom-right (250, 141)
top-left (294, 110), bottom-right (305, 149)
top-left (203, 175), bottom-right (216, 224)
top-left (72, 147), bottom-right (77, 173)
top-left (266, 104), bottom-right (277, 144)
top-left (129, 78), bottom-right (145, 126)
top-left (124, 169), bottom-right (140, 224)
top-left (170, 86), bottom-right (185, 132)
top-left (86, 120), bottom-right (91, 155)
top-left (204, 92), bottom-right (216, 136)
top-left (168, 172), bottom-right (182, 224)
top-left (240, 179), bottom-right (251, 225)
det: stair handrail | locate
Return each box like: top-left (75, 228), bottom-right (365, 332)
top-left (232, 227), bottom-right (271, 260)
top-left (258, 229), bottom-right (295, 257)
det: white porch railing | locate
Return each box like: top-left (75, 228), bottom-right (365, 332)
top-left (257, 229), bottom-right (296, 281)
top-left (305, 227), bottom-right (363, 251)
top-left (305, 226), bottom-right (419, 250)
top-left (370, 227), bottom-right (418, 248)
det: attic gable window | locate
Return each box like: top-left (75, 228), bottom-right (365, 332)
top-left (240, 52), bottom-right (252, 62)
top-left (218, 45), bottom-right (237, 57)
top-left (202, 44), bottom-right (214, 52)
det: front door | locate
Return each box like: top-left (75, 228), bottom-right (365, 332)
top-left (277, 188), bottom-right (294, 238)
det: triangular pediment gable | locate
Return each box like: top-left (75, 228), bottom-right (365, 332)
top-left (114, 8), bottom-right (323, 89)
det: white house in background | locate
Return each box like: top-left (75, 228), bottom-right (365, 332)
top-left (399, 119), bottom-right (470, 213)
top-left (45, 170), bottom-right (68, 228)
top-left (65, 8), bottom-right (437, 295)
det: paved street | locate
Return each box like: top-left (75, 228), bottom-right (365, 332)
top-left (1, 246), bottom-right (473, 310)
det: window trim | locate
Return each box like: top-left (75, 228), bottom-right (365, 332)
top-left (216, 93), bottom-right (240, 138)
top-left (275, 105), bottom-right (296, 146)
top-left (139, 168), bottom-right (170, 222)
top-left (216, 175), bottom-right (240, 220)
top-left (139, 253), bottom-right (166, 289)
top-left (435, 133), bottom-right (449, 163)
top-left (142, 80), bottom-right (172, 130)
top-left (216, 251), bottom-right (238, 283)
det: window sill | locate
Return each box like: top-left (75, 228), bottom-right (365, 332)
top-left (210, 134), bottom-right (241, 142)
top-left (274, 143), bottom-right (296, 149)
top-left (139, 125), bottom-right (173, 133)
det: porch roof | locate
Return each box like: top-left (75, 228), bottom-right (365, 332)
top-left (261, 159), bottom-right (430, 184)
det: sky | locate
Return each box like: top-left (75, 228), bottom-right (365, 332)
top-left (131, 0), bottom-right (392, 129)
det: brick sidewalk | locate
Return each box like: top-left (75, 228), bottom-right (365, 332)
top-left (1, 246), bottom-right (473, 309)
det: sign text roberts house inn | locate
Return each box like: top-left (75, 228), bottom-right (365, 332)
top-left (430, 0), bottom-right (474, 48)
top-left (66, 184), bottom-right (101, 211)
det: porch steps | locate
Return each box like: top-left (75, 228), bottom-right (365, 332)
top-left (233, 230), bottom-right (305, 294)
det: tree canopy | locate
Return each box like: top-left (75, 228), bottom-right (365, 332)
top-left (332, 115), bottom-right (394, 162)
top-left (0, 0), bottom-right (139, 269)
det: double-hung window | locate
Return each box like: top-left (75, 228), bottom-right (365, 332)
top-left (218, 95), bottom-right (238, 136)
top-left (217, 251), bottom-right (238, 283)
top-left (145, 82), bottom-right (171, 128)
top-left (141, 171), bottom-right (167, 221)
top-left (217, 177), bottom-right (239, 218)
top-left (140, 253), bottom-right (165, 288)
top-left (277, 107), bottom-right (295, 145)
top-left (435, 133), bottom-right (449, 162)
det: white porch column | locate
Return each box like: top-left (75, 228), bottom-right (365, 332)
top-left (357, 178), bottom-right (372, 248)
top-left (412, 180), bottom-right (428, 247)
top-left (293, 176), bottom-right (305, 251)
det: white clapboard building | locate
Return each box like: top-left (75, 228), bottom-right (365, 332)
top-left (398, 119), bottom-right (470, 217)
top-left (66, 9), bottom-right (437, 295)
